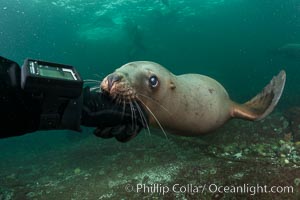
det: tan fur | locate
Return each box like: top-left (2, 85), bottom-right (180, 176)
top-left (101, 61), bottom-right (286, 136)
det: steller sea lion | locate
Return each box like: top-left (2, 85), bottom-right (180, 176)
top-left (276, 43), bottom-right (300, 61)
top-left (100, 61), bottom-right (286, 136)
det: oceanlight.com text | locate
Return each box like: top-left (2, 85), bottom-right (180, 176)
top-left (124, 183), bottom-right (294, 196)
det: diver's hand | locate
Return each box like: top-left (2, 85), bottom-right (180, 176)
top-left (81, 87), bottom-right (148, 142)
top-left (93, 124), bottom-right (142, 143)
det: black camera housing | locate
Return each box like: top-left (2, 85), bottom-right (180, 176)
top-left (21, 59), bottom-right (84, 131)
top-left (21, 59), bottom-right (83, 97)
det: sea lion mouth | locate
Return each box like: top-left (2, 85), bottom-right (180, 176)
top-left (107, 74), bottom-right (122, 91)
top-left (101, 76), bottom-right (137, 104)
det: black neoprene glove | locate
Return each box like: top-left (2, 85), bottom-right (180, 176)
top-left (81, 87), bottom-right (148, 142)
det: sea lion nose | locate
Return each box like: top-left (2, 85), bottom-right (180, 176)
top-left (107, 74), bottom-right (122, 91)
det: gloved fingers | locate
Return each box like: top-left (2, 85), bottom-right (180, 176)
top-left (93, 125), bottom-right (126, 138)
top-left (115, 125), bottom-right (142, 143)
top-left (93, 124), bottom-right (142, 142)
top-left (81, 89), bottom-right (149, 129)
top-left (93, 127), bottom-right (114, 138)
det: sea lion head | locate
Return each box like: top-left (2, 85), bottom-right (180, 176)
top-left (101, 61), bottom-right (176, 105)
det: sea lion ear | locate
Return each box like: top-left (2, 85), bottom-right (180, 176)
top-left (170, 81), bottom-right (176, 89)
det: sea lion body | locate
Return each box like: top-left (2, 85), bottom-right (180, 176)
top-left (150, 73), bottom-right (232, 135)
top-left (101, 61), bottom-right (286, 136)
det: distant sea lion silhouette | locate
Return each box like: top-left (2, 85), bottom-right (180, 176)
top-left (275, 43), bottom-right (300, 61)
top-left (123, 20), bottom-right (146, 60)
top-left (101, 61), bottom-right (286, 136)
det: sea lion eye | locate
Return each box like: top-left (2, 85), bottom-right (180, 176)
top-left (149, 75), bottom-right (159, 88)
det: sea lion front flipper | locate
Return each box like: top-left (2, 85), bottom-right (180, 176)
top-left (231, 70), bottom-right (286, 121)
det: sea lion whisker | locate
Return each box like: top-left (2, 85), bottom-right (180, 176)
top-left (117, 96), bottom-right (123, 105)
top-left (138, 97), bottom-right (168, 140)
top-left (84, 79), bottom-right (102, 92)
top-left (133, 100), bottom-right (151, 136)
top-left (90, 86), bottom-right (100, 92)
top-left (112, 93), bottom-right (118, 101)
top-left (122, 100), bottom-right (126, 119)
top-left (129, 101), bottom-right (135, 129)
top-left (83, 79), bottom-right (101, 83)
top-left (131, 101), bottom-right (138, 129)
top-left (133, 100), bottom-right (147, 127)
top-left (92, 74), bottom-right (103, 79)
top-left (137, 93), bottom-right (171, 116)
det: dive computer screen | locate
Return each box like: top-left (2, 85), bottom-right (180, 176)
top-left (29, 61), bottom-right (77, 81)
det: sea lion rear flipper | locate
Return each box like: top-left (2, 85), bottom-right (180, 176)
top-left (231, 70), bottom-right (286, 121)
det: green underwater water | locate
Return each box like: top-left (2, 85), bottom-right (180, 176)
top-left (1, 0), bottom-right (300, 199)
